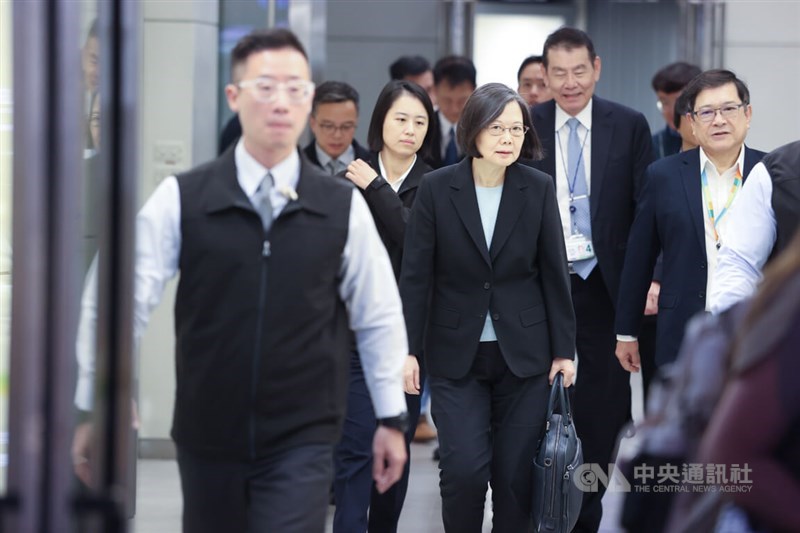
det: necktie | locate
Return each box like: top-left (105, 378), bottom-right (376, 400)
top-left (326, 159), bottom-right (340, 175)
top-left (444, 126), bottom-right (458, 166)
top-left (254, 172), bottom-right (274, 233)
top-left (567, 118), bottom-right (597, 279)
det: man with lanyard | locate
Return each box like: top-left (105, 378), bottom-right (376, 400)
top-left (616, 69), bottom-right (765, 373)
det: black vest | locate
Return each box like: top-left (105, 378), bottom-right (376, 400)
top-left (764, 141), bottom-right (800, 260)
top-left (173, 149), bottom-right (353, 460)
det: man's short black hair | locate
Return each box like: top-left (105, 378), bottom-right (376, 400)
top-left (517, 55), bottom-right (544, 83)
top-left (673, 90), bottom-right (691, 129)
top-left (651, 62), bottom-right (702, 94)
top-left (542, 27), bottom-right (596, 69)
top-left (433, 55), bottom-right (477, 89)
top-left (457, 83), bottom-right (542, 161)
top-left (389, 55), bottom-right (432, 80)
top-left (230, 29), bottom-right (307, 81)
top-left (312, 81), bottom-right (360, 115)
top-left (367, 80), bottom-right (435, 160)
top-left (681, 69), bottom-right (750, 115)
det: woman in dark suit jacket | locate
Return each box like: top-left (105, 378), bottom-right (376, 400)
top-left (333, 80), bottom-right (435, 533)
top-left (400, 83), bottom-right (576, 532)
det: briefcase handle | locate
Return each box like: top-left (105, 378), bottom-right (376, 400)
top-left (545, 372), bottom-right (572, 421)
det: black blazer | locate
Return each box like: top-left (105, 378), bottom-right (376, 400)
top-left (524, 97), bottom-right (654, 305)
top-left (400, 159), bottom-right (576, 380)
top-left (616, 146), bottom-right (766, 366)
top-left (359, 154), bottom-right (431, 278)
top-left (302, 139), bottom-right (371, 170)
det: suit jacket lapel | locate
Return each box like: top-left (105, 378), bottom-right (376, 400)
top-left (679, 149), bottom-right (706, 252)
top-left (489, 164), bottom-right (528, 261)
top-left (590, 98), bottom-right (613, 221)
top-left (397, 157), bottom-right (427, 196)
top-left (449, 160), bottom-right (491, 267)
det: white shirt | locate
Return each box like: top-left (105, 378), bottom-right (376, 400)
top-left (75, 140), bottom-right (407, 418)
top-left (378, 153), bottom-right (416, 193)
top-left (316, 142), bottom-right (356, 174)
top-left (554, 101), bottom-right (593, 242)
top-left (699, 146), bottom-right (745, 311)
top-left (438, 111), bottom-right (457, 160)
top-left (709, 161), bottom-right (776, 314)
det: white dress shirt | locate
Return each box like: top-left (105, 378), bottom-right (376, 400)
top-left (554, 101), bottom-right (593, 242)
top-left (378, 153), bottom-right (416, 193)
top-left (699, 146), bottom-right (745, 311)
top-left (709, 161), bottom-right (776, 314)
top-left (76, 140), bottom-right (407, 418)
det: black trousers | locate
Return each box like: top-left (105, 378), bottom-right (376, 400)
top-left (176, 443), bottom-right (332, 533)
top-left (332, 351), bottom-right (422, 533)
top-left (429, 341), bottom-right (549, 533)
top-left (571, 269), bottom-right (633, 533)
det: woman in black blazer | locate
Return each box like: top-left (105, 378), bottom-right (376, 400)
top-left (332, 80), bottom-right (435, 533)
top-left (400, 83), bottom-right (576, 532)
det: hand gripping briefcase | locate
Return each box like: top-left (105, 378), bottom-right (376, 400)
top-left (532, 372), bottom-right (583, 533)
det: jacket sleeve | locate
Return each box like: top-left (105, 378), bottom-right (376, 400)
top-left (399, 175), bottom-right (436, 357)
top-left (616, 165), bottom-right (662, 336)
top-left (362, 176), bottom-right (410, 248)
top-left (537, 177), bottom-right (577, 359)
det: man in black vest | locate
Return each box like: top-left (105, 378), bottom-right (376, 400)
top-left (73, 29), bottom-right (408, 533)
top-left (710, 139), bottom-right (800, 314)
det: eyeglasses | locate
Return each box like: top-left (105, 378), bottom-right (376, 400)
top-left (486, 124), bottom-right (529, 137)
top-left (318, 122), bottom-right (357, 135)
top-left (691, 102), bottom-right (747, 123)
top-left (237, 78), bottom-right (315, 104)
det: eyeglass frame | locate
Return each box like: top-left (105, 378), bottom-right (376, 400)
top-left (485, 124), bottom-right (530, 137)
top-left (690, 102), bottom-right (748, 123)
top-left (316, 121), bottom-right (357, 135)
top-left (235, 77), bottom-right (316, 104)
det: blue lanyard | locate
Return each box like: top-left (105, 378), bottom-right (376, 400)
top-left (556, 125), bottom-right (590, 198)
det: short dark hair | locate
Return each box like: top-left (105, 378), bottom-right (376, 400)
top-left (389, 55), bottom-right (431, 80)
top-left (542, 27), bottom-right (596, 69)
top-left (230, 29), bottom-right (307, 81)
top-left (457, 83), bottom-right (541, 161)
top-left (367, 80), bottom-right (436, 160)
top-left (312, 81), bottom-right (360, 115)
top-left (673, 90), bottom-right (691, 129)
top-left (681, 69), bottom-right (750, 114)
top-left (517, 55), bottom-right (544, 83)
top-left (651, 62), bottom-right (702, 93)
top-left (433, 55), bottom-right (477, 89)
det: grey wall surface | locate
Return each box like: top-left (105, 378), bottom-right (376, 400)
top-left (321, 0), bottom-right (446, 147)
top-left (587, 0), bottom-right (682, 136)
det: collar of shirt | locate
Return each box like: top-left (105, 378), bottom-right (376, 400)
top-left (234, 139), bottom-right (300, 213)
top-left (438, 111), bottom-right (456, 140)
top-left (378, 153), bottom-right (416, 193)
top-left (316, 142), bottom-right (356, 170)
top-left (699, 145), bottom-right (745, 180)
top-left (555, 99), bottom-right (593, 133)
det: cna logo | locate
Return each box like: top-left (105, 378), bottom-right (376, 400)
top-left (573, 463), bottom-right (632, 493)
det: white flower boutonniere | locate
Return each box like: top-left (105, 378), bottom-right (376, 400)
top-left (278, 185), bottom-right (298, 201)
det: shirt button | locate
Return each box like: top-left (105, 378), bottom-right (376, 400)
top-left (484, 282), bottom-right (491, 290)
top-left (492, 313), bottom-right (500, 321)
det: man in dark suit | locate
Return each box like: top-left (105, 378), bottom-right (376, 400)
top-left (426, 55), bottom-right (476, 169)
top-left (303, 80), bottom-right (370, 174)
top-left (616, 69), bottom-right (765, 370)
top-left (524, 27), bottom-right (653, 532)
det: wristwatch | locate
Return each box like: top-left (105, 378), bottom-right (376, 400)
top-left (377, 412), bottom-right (409, 433)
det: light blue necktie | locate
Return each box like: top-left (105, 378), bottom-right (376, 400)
top-left (254, 172), bottom-right (274, 233)
top-left (567, 118), bottom-right (596, 279)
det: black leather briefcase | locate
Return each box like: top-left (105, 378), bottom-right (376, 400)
top-left (532, 373), bottom-right (583, 533)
